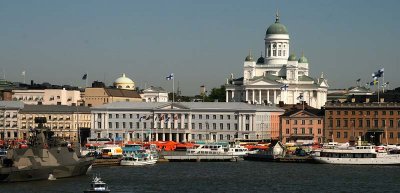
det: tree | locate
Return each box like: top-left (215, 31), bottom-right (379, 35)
top-left (205, 85), bottom-right (226, 102)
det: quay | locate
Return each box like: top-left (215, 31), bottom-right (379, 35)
top-left (244, 154), bottom-right (314, 163)
top-left (161, 151), bottom-right (239, 162)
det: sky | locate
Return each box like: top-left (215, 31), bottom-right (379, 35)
top-left (0, 0), bottom-right (399, 95)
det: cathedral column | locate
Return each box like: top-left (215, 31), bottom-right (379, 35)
top-left (249, 115), bottom-right (253, 131)
top-left (245, 90), bottom-right (249, 102)
top-left (259, 90), bottom-right (262, 104)
top-left (267, 90), bottom-right (270, 104)
top-left (252, 90), bottom-right (255, 103)
top-left (226, 91), bottom-right (229, 102)
top-left (232, 90), bottom-right (235, 102)
top-left (238, 114), bottom-right (242, 132)
top-left (273, 90), bottom-right (277, 104)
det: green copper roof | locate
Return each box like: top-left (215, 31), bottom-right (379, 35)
top-left (266, 14), bottom-right (288, 35)
top-left (288, 53), bottom-right (296, 61)
top-left (298, 55), bottom-right (308, 63)
top-left (245, 52), bottom-right (254, 61)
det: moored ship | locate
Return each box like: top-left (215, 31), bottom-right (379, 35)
top-left (0, 117), bottom-right (94, 182)
top-left (312, 145), bottom-right (400, 165)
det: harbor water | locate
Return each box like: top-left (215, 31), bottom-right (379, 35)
top-left (2, 161), bottom-right (400, 193)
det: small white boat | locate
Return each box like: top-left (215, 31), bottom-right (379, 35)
top-left (120, 151), bottom-right (157, 166)
top-left (83, 176), bottom-right (110, 193)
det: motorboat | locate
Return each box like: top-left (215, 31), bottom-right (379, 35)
top-left (120, 150), bottom-right (157, 166)
top-left (83, 176), bottom-right (110, 193)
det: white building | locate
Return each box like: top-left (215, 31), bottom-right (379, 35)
top-left (0, 101), bottom-right (24, 139)
top-left (91, 102), bottom-right (284, 143)
top-left (140, 86), bottom-right (169, 102)
top-left (12, 88), bottom-right (81, 106)
top-left (225, 13), bottom-right (328, 109)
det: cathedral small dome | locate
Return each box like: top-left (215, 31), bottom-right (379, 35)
top-left (245, 54), bottom-right (254, 62)
top-left (298, 55), bottom-right (308, 63)
top-left (256, 56), bottom-right (265, 64)
top-left (288, 53), bottom-right (297, 61)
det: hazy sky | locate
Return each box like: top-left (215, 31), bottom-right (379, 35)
top-left (0, 1), bottom-right (399, 95)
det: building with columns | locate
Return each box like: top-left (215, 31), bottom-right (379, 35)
top-left (225, 13), bottom-right (328, 109)
top-left (91, 102), bottom-right (284, 143)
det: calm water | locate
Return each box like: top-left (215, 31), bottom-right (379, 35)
top-left (2, 161), bottom-right (400, 193)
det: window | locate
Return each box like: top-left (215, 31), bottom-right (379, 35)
top-left (286, 129), bottom-right (290, 134)
top-left (344, 111), bottom-right (348, 115)
top-left (199, 115), bottom-right (202, 119)
top-left (359, 119), bottom-right (363, 127)
top-left (367, 111), bottom-right (370, 115)
top-left (220, 134), bottom-right (224, 140)
top-left (337, 111), bottom-right (341, 115)
top-left (235, 124), bottom-right (238, 130)
top-left (336, 119), bottom-right (341, 127)
top-left (329, 111), bottom-right (333, 115)
top-left (344, 132), bottom-right (348, 139)
top-left (366, 120), bottom-right (371, 127)
top-left (192, 123), bottom-right (195, 129)
top-left (351, 111), bottom-right (355, 115)
top-left (374, 120), bottom-right (378, 127)
top-left (227, 124), bottom-right (231, 130)
top-left (286, 120), bottom-right (290, 124)
top-left (206, 115), bottom-right (209, 119)
top-left (129, 122), bottom-right (133, 129)
top-left (192, 115), bottom-right (195, 119)
top-left (390, 120), bottom-right (394, 127)
top-left (383, 111), bottom-right (386, 115)
top-left (206, 123), bottom-right (209, 130)
top-left (309, 128), bottom-right (312, 134)
top-left (109, 114), bottom-right (112, 119)
top-left (97, 122), bottom-right (102, 128)
top-left (130, 114), bottom-right (133, 119)
top-left (309, 120), bottom-right (313, 125)
top-left (390, 132), bottom-right (394, 139)
top-left (329, 119), bottom-right (333, 127)
top-left (245, 115), bottom-right (249, 120)
top-left (235, 115), bottom-right (238, 120)
top-left (227, 115), bottom-right (231, 120)
top-left (294, 128), bottom-right (297, 134)
top-left (220, 115), bottom-right (223, 120)
top-left (143, 123), bottom-right (147, 129)
top-left (301, 128), bottom-right (305, 134)
top-left (318, 120), bottom-right (322, 124)
top-left (116, 114), bottom-right (119, 119)
top-left (108, 122), bottom-right (112, 128)
top-left (136, 122), bottom-right (139, 129)
top-left (123, 122), bottom-right (126, 128)
top-left (123, 114), bottom-right (126, 119)
top-left (115, 122), bottom-right (119, 128)
top-left (220, 123), bottom-right (223, 130)
top-left (301, 120), bottom-right (305, 125)
top-left (245, 124), bottom-right (249, 131)
top-left (382, 120), bottom-right (386, 127)
top-left (213, 123), bottom-right (217, 130)
top-left (294, 120), bottom-right (298, 125)
top-left (199, 123), bottom-right (202, 130)
top-left (374, 111), bottom-right (378, 115)
top-left (97, 114), bottom-right (101, 119)
top-left (213, 115), bottom-right (217, 119)
top-left (136, 114), bottom-right (140, 118)
top-left (390, 111), bottom-right (394, 115)
top-left (337, 132), bottom-right (341, 138)
top-left (318, 128), bottom-right (321, 134)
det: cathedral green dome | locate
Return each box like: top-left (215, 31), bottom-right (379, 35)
top-left (288, 53), bottom-right (296, 61)
top-left (245, 53), bottom-right (254, 61)
top-left (266, 23), bottom-right (288, 35)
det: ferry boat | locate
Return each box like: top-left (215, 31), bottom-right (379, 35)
top-left (83, 176), bottom-right (110, 193)
top-left (312, 145), bottom-right (400, 165)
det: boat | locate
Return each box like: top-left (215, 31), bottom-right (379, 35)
top-left (83, 176), bottom-right (110, 193)
top-left (120, 151), bottom-right (157, 166)
top-left (312, 145), bottom-right (400, 165)
top-left (227, 144), bottom-right (251, 157)
top-left (0, 117), bottom-right (95, 182)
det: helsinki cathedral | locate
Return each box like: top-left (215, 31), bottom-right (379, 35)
top-left (225, 13), bottom-right (328, 109)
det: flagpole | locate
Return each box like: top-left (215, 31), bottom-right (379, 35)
top-left (382, 72), bottom-right (385, 93)
top-left (377, 80), bottom-right (380, 103)
top-left (85, 73), bottom-right (88, 88)
top-left (172, 76), bottom-right (175, 103)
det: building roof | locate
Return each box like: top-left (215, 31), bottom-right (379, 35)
top-left (0, 101), bottom-right (24, 109)
top-left (281, 107), bottom-right (325, 117)
top-left (142, 86), bottom-right (166, 93)
top-left (288, 53), bottom-right (297, 61)
top-left (20, 104), bottom-right (91, 113)
top-left (105, 88), bottom-right (141, 98)
top-left (93, 102), bottom-right (285, 112)
top-left (298, 75), bottom-right (315, 82)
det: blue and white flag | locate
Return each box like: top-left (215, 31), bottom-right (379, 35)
top-left (166, 73), bottom-right (174, 80)
top-left (280, 84), bottom-right (289, 91)
top-left (372, 68), bottom-right (384, 79)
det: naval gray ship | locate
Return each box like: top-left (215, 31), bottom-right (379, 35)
top-left (0, 117), bottom-right (94, 182)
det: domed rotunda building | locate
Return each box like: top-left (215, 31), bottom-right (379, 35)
top-left (225, 13), bottom-right (328, 108)
top-left (114, 73), bottom-right (135, 90)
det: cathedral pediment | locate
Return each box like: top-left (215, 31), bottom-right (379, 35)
top-left (247, 79), bottom-right (280, 86)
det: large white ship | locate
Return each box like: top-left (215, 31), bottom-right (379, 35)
top-left (312, 145), bottom-right (400, 165)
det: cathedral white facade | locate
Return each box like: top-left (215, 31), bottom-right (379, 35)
top-left (225, 14), bottom-right (328, 109)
